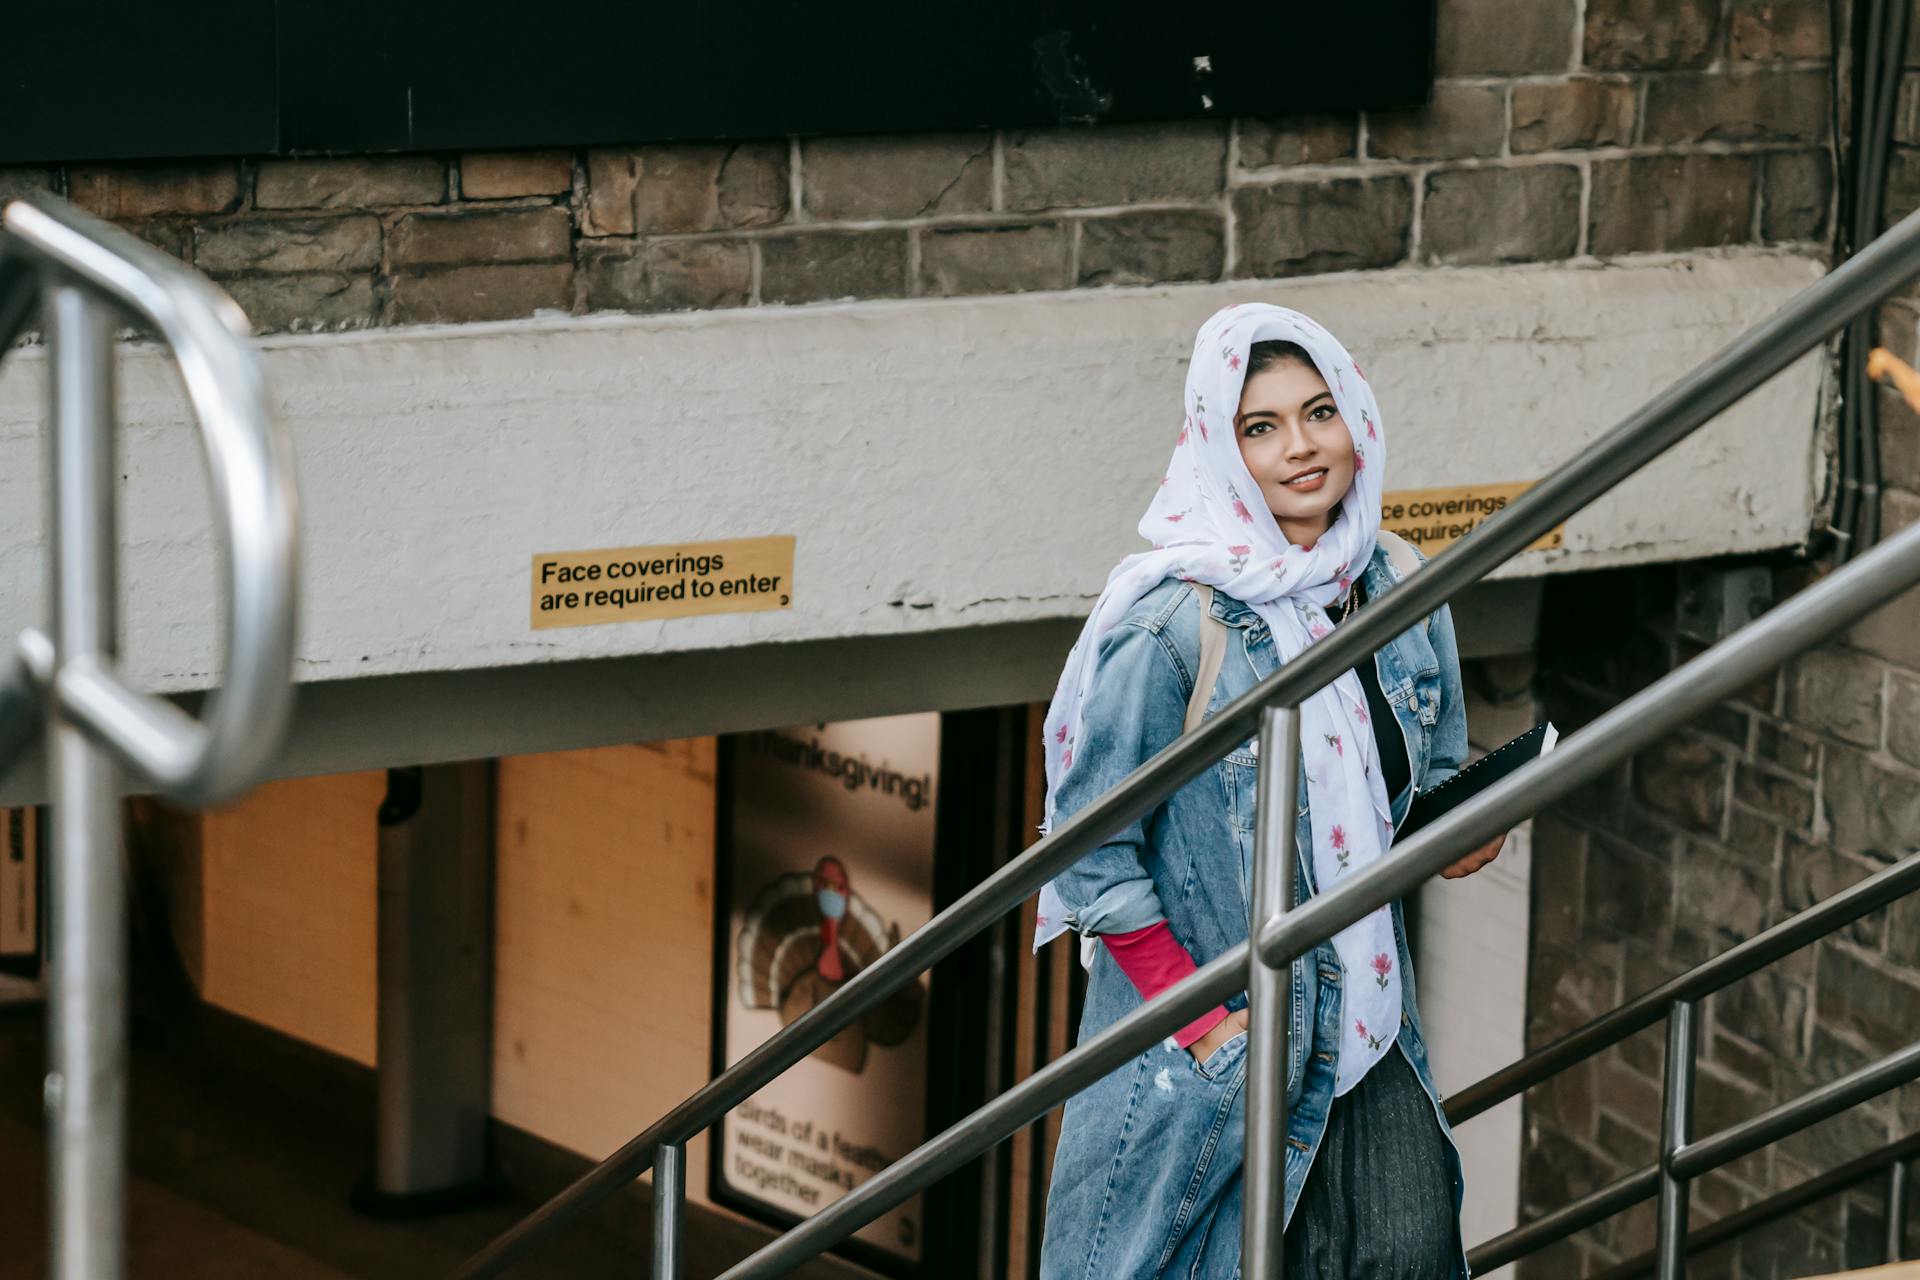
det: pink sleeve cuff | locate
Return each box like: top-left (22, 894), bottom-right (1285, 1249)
top-left (1102, 921), bottom-right (1233, 1049)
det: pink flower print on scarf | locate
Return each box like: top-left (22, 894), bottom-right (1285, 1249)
top-left (1331, 823), bottom-right (1349, 869)
top-left (1352, 700), bottom-right (1368, 724)
top-left (1353, 448), bottom-right (1367, 475)
top-left (1033, 303), bottom-right (1395, 1065)
top-left (1354, 360), bottom-right (1366, 381)
top-left (1054, 723), bottom-right (1068, 745)
top-left (1372, 952), bottom-right (1393, 989)
top-left (1060, 736), bottom-right (1074, 771)
top-left (1355, 1018), bottom-right (1383, 1050)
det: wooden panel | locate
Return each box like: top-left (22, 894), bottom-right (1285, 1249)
top-left (492, 738), bottom-right (720, 1204)
top-left (198, 772), bottom-right (384, 1066)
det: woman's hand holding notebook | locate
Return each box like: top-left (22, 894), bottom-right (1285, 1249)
top-left (1395, 722), bottom-right (1559, 844)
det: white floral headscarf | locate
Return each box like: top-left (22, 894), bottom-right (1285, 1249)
top-left (1034, 302), bottom-right (1402, 1093)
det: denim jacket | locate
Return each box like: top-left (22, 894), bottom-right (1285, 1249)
top-left (1039, 540), bottom-right (1473, 1279)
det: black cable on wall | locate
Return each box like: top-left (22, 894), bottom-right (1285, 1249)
top-left (1834, 0), bottom-right (1913, 559)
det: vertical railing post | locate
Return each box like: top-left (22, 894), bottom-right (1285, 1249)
top-left (1244, 705), bottom-right (1300, 1279)
top-left (43, 281), bottom-right (126, 1280)
top-left (1656, 1000), bottom-right (1699, 1280)
top-left (1889, 1157), bottom-right (1910, 1262)
top-left (653, 1141), bottom-right (685, 1279)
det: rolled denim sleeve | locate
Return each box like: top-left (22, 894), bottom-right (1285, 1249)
top-left (1048, 617), bottom-right (1187, 937)
top-left (1422, 600), bottom-right (1469, 791)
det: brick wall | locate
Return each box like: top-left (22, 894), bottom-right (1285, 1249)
top-left (1523, 556), bottom-right (1920, 1278)
top-left (0, 0), bottom-right (1832, 335)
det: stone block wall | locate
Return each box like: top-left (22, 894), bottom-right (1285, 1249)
top-left (1524, 550), bottom-right (1920, 1277)
top-left (1515, 7), bottom-right (1920, 1276)
top-left (0, 0), bottom-right (1833, 335)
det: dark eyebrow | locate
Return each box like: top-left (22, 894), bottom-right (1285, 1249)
top-left (1240, 390), bottom-right (1334, 421)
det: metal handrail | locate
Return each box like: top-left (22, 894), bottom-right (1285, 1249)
top-left (703, 519), bottom-right (1920, 1280)
top-left (1466, 1038), bottom-right (1920, 1273)
top-left (1447, 851), bottom-right (1920, 1125)
top-left (0, 194), bottom-right (299, 1280)
top-left (1587, 1132), bottom-right (1920, 1280)
top-left (0, 195), bottom-right (299, 803)
top-left (458, 207), bottom-right (1920, 1280)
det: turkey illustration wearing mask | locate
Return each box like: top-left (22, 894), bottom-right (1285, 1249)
top-left (734, 855), bottom-right (923, 1072)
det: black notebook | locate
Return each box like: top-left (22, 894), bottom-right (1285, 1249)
top-left (1395, 722), bottom-right (1558, 843)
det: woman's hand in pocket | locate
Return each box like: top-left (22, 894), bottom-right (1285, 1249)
top-left (1188, 1007), bottom-right (1251, 1064)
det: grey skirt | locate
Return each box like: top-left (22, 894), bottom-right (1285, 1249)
top-left (1282, 1046), bottom-right (1459, 1279)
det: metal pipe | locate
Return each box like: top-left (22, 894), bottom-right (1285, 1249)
top-left (712, 945), bottom-right (1251, 1280)
top-left (1, 196), bottom-right (298, 806)
top-left (455, 206), bottom-right (1920, 1278)
top-left (1259, 514), bottom-right (1920, 974)
top-left (44, 282), bottom-right (126, 1280)
top-left (462, 518), bottom-right (1920, 1279)
top-left (1586, 1133), bottom-right (1920, 1280)
top-left (1466, 1165), bottom-right (1662, 1275)
top-left (652, 1143), bottom-right (683, 1280)
top-left (1655, 1001), bottom-right (1698, 1280)
top-left (1243, 705), bottom-right (1298, 1279)
top-left (716, 514), bottom-right (1920, 1278)
top-left (1446, 850), bottom-right (1920, 1123)
top-left (1890, 1158), bottom-right (1910, 1262)
top-left (453, 727), bottom-right (1270, 1276)
top-left (1671, 1040), bottom-right (1920, 1181)
top-left (1, 198), bottom-right (298, 1280)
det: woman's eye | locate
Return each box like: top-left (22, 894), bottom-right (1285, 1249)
top-left (1245, 421), bottom-right (1271, 437)
top-left (1309, 406), bottom-right (1336, 423)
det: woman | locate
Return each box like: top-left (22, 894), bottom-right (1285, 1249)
top-left (1033, 303), bottom-right (1504, 1279)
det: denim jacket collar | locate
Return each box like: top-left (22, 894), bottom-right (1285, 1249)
top-left (1208, 541), bottom-right (1405, 630)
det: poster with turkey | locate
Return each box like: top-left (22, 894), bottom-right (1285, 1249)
top-left (716, 711), bottom-right (937, 1267)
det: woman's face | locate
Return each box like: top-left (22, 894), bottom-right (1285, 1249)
top-left (1234, 356), bottom-right (1356, 548)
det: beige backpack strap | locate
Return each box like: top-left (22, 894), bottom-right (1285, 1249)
top-left (1185, 585), bottom-right (1229, 735)
top-left (1376, 529), bottom-right (1422, 579)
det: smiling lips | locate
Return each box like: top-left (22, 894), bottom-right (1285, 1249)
top-left (1283, 467), bottom-right (1330, 492)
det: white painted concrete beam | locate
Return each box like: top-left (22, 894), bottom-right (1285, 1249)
top-left (0, 251), bottom-right (1827, 705)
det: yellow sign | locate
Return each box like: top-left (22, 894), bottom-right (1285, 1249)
top-left (1381, 482), bottom-right (1564, 555)
top-left (531, 536), bottom-right (795, 630)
